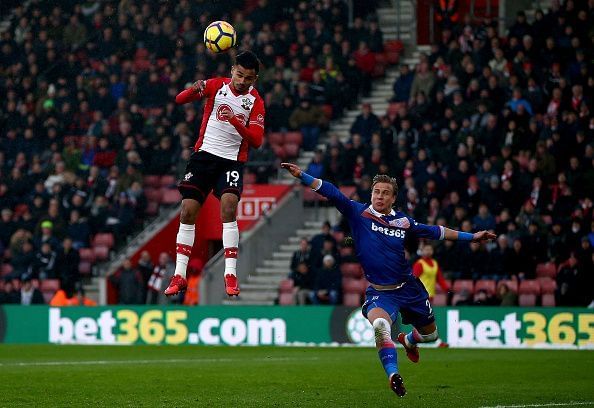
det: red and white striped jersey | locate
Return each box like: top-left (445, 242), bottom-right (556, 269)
top-left (181, 77), bottom-right (265, 162)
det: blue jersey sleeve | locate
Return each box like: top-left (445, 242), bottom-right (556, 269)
top-left (408, 217), bottom-right (444, 240)
top-left (315, 180), bottom-right (357, 217)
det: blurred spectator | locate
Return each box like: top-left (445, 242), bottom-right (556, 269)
top-left (412, 244), bottom-right (450, 301)
top-left (50, 282), bottom-right (97, 306)
top-left (289, 261), bottom-right (314, 305)
top-left (56, 237), bottom-right (80, 287)
top-left (109, 259), bottom-right (144, 304)
top-left (32, 242), bottom-right (57, 280)
top-left (495, 282), bottom-right (518, 306)
top-left (146, 252), bottom-right (175, 305)
top-left (290, 238), bottom-right (311, 274)
top-left (0, 281), bottom-right (19, 304)
top-left (17, 277), bottom-right (44, 305)
top-left (310, 254), bottom-right (341, 305)
top-left (392, 64), bottom-right (414, 103)
top-left (350, 103), bottom-right (380, 143)
top-left (289, 98), bottom-right (327, 151)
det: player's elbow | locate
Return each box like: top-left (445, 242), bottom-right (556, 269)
top-left (175, 94), bottom-right (185, 104)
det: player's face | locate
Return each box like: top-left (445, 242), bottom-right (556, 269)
top-left (371, 182), bottom-right (396, 214)
top-left (231, 65), bottom-right (257, 93)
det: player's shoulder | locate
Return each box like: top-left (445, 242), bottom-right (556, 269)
top-left (249, 86), bottom-right (264, 102)
top-left (207, 77), bottom-right (230, 89)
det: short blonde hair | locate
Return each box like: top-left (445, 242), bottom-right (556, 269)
top-left (372, 174), bottom-right (398, 197)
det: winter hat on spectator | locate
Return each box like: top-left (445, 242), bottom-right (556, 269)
top-left (41, 220), bottom-right (53, 229)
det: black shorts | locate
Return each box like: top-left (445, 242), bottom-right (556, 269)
top-left (178, 151), bottom-right (244, 204)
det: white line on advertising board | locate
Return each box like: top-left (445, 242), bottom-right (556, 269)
top-left (479, 402), bottom-right (594, 408)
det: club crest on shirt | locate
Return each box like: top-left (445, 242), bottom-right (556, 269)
top-left (241, 98), bottom-right (253, 110)
top-left (389, 217), bottom-right (410, 229)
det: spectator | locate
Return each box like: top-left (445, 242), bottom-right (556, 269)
top-left (350, 103), bottom-right (381, 143)
top-left (17, 277), bottom-right (44, 305)
top-left (146, 252), bottom-right (175, 305)
top-left (109, 259), bottom-right (144, 305)
top-left (32, 242), bottom-right (58, 280)
top-left (412, 244), bottom-right (450, 301)
top-left (288, 98), bottom-right (327, 151)
top-left (0, 281), bottom-right (19, 304)
top-left (50, 282), bottom-right (97, 306)
top-left (556, 253), bottom-right (587, 306)
top-left (495, 282), bottom-right (518, 306)
top-left (290, 238), bottom-right (311, 274)
top-left (289, 261), bottom-right (314, 305)
top-left (392, 64), bottom-right (414, 103)
top-left (310, 254), bottom-right (341, 305)
top-left (56, 237), bottom-right (80, 287)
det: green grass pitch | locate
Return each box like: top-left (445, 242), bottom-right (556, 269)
top-left (1, 345), bottom-right (593, 407)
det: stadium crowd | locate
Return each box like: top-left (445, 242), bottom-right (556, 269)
top-left (0, 0), bottom-right (383, 303)
top-left (288, 1), bottom-right (594, 308)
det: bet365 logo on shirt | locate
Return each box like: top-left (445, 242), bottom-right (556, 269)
top-left (371, 222), bottom-right (406, 238)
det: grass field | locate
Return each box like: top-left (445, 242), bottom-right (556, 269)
top-left (1, 345), bottom-right (593, 407)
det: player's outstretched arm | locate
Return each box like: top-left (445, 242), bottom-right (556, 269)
top-left (443, 228), bottom-right (497, 242)
top-left (175, 81), bottom-right (206, 104)
top-left (280, 163), bottom-right (355, 215)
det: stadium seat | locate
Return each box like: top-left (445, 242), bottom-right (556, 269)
top-left (279, 292), bottom-right (295, 305)
top-left (160, 175), bottom-right (177, 188)
top-left (432, 293), bottom-right (447, 306)
top-left (536, 262), bottom-right (557, 279)
top-left (340, 263), bottom-right (362, 279)
top-left (244, 173), bottom-right (257, 184)
top-left (92, 233), bottom-right (115, 249)
top-left (498, 279), bottom-right (518, 293)
top-left (339, 186), bottom-right (356, 199)
top-left (143, 175), bottom-right (161, 188)
top-left (321, 104), bottom-right (333, 120)
top-left (342, 278), bottom-right (364, 294)
top-left (519, 279), bottom-right (540, 295)
top-left (31, 279), bottom-right (40, 289)
top-left (474, 280), bottom-right (496, 296)
top-left (519, 294), bottom-right (537, 306)
top-left (283, 143), bottom-right (300, 158)
top-left (93, 246), bottom-right (110, 261)
top-left (279, 279), bottom-right (294, 294)
top-left (538, 277), bottom-right (557, 294)
top-left (271, 144), bottom-right (285, 159)
top-left (144, 187), bottom-right (163, 203)
top-left (284, 132), bottom-right (303, 146)
top-left (343, 292), bottom-right (362, 307)
top-left (145, 201), bottom-right (160, 216)
top-left (79, 261), bottom-right (92, 276)
top-left (453, 279), bottom-right (474, 294)
top-left (541, 293), bottom-right (556, 307)
top-left (161, 188), bottom-right (181, 205)
top-left (40, 279), bottom-right (60, 292)
top-left (267, 132), bottom-right (284, 146)
top-left (79, 248), bottom-right (96, 263)
top-left (302, 186), bottom-right (327, 202)
top-left (435, 280), bottom-right (452, 294)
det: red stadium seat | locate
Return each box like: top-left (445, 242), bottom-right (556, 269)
top-left (143, 175), bottom-right (161, 188)
top-left (145, 201), bottom-right (160, 216)
top-left (302, 186), bottom-right (326, 202)
top-left (272, 144), bottom-right (285, 159)
top-left (244, 172), bottom-right (257, 184)
top-left (384, 40), bottom-right (404, 53)
top-left (31, 279), bottom-right (40, 289)
top-left (93, 246), bottom-right (110, 261)
top-left (474, 280), bottom-right (496, 296)
top-left (432, 293), bottom-right (447, 306)
top-left (79, 261), bottom-right (92, 276)
top-left (279, 279), bottom-right (294, 294)
top-left (541, 293), bottom-right (556, 307)
top-left (161, 188), bottom-right (181, 205)
top-left (40, 279), bottom-right (60, 292)
top-left (160, 175), bottom-right (177, 187)
top-left (267, 132), bottom-right (284, 146)
top-left (519, 294), bottom-right (537, 306)
top-left (340, 263), bottom-right (362, 279)
top-left (79, 248), bottom-right (96, 263)
top-left (283, 143), bottom-right (300, 158)
top-left (453, 279), bottom-right (474, 294)
top-left (343, 292), bottom-right (362, 307)
top-left (339, 186), bottom-right (356, 199)
top-left (284, 132), bottom-right (303, 146)
top-left (498, 279), bottom-right (518, 293)
top-left (538, 277), bottom-right (557, 294)
top-left (536, 262), bottom-right (557, 279)
top-left (144, 187), bottom-right (163, 203)
top-left (279, 292), bottom-right (295, 305)
top-left (92, 233), bottom-right (115, 249)
top-left (342, 278), bottom-right (364, 294)
top-left (519, 279), bottom-right (540, 295)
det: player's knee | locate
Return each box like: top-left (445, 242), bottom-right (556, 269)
top-left (419, 329), bottom-right (438, 343)
top-left (372, 318), bottom-right (391, 346)
top-left (180, 201), bottom-right (199, 223)
top-left (220, 204), bottom-right (237, 222)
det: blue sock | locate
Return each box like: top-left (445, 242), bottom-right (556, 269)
top-left (406, 330), bottom-right (422, 346)
top-left (378, 342), bottom-right (398, 377)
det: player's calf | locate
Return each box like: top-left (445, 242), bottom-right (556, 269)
top-left (373, 318), bottom-right (399, 382)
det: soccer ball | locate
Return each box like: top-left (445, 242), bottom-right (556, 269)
top-left (204, 21), bottom-right (237, 53)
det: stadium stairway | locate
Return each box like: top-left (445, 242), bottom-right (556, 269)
top-left (222, 220), bottom-right (323, 305)
top-left (279, 0), bottom-right (427, 184)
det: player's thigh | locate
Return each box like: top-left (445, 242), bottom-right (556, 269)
top-left (178, 152), bottom-right (219, 204)
top-left (362, 287), bottom-right (399, 324)
top-left (399, 278), bottom-right (436, 329)
top-left (213, 160), bottom-right (244, 201)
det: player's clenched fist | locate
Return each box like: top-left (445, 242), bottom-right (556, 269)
top-left (190, 80), bottom-right (206, 95)
top-left (280, 162), bottom-right (302, 178)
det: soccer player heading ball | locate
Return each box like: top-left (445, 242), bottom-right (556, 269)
top-left (165, 50), bottom-right (265, 297)
top-left (281, 163), bottom-right (496, 397)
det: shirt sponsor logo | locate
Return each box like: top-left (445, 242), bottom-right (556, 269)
top-left (371, 222), bottom-right (406, 238)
